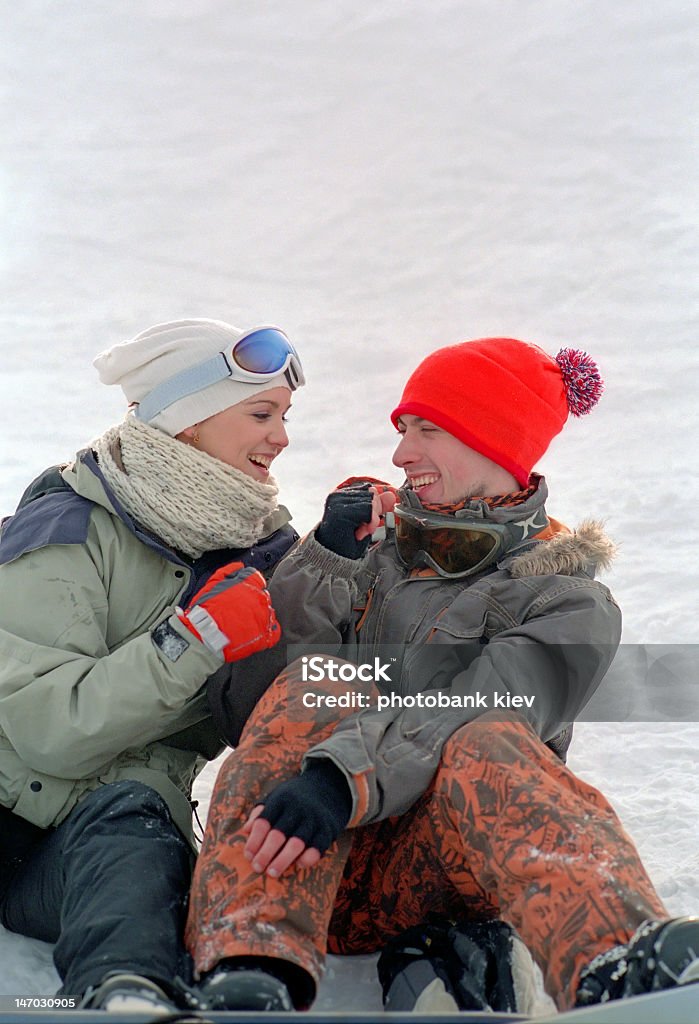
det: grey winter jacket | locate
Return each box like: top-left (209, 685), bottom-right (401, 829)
top-left (229, 477), bottom-right (622, 827)
top-left (0, 450), bottom-right (297, 844)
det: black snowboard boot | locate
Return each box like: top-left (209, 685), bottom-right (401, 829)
top-left (377, 916), bottom-right (528, 1013)
top-left (576, 916), bottom-right (699, 1006)
top-left (195, 957), bottom-right (302, 1012)
top-left (80, 972), bottom-right (179, 1015)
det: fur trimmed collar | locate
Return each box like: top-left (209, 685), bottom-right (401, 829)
top-left (508, 520), bottom-right (616, 578)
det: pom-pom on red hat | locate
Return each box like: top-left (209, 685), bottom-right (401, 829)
top-left (390, 338), bottom-right (603, 486)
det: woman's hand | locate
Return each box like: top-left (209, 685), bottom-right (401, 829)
top-left (177, 562), bottom-right (280, 662)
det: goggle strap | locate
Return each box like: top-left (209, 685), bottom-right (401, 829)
top-left (135, 353), bottom-right (231, 422)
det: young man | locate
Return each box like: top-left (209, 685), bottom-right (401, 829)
top-left (186, 337), bottom-right (699, 1013)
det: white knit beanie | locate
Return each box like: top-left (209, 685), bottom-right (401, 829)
top-left (93, 318), bottom-right (303, 436)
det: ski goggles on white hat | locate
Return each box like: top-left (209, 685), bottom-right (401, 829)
top-left (135, 326), bottom-right (305, 423)
top-left (391, 489), bottom-right (547, 578)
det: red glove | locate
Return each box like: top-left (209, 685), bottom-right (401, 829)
top-left (177, 562), bottom-right (280, 663)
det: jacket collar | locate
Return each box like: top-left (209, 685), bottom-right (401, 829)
top-left (506, 519), bottom-right (616, 578)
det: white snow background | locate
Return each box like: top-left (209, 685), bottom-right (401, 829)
top-left (1, 0), bottom-right (698, 1014)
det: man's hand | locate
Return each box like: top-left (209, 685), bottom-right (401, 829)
top-left (355, 486), bottom-right (396, 541)
top-left (241, 761), bottom-right (352, 876)
top-left (242, 806), bottom-right (322, 877)
top-left (177, 562), bottom-right (280, 662)
top-left (316, 484), bottom-right (397, 558)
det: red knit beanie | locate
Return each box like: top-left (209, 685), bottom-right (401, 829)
top-left (391, 338), bottom-right (603, 486)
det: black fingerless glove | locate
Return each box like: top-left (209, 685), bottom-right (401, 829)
top-left (258, 760), bottom-right (353, 855)
top-left (315, 485), bottom-right (374, 559)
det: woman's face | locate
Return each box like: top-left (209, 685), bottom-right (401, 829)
top-left (177, 386), bottom-right (292, 480)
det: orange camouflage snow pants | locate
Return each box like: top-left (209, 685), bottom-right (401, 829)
top-left (185, 663), bottom-right (666, 1011)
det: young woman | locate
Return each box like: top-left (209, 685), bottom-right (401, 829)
top-left (0, 318), bottom-right (304, 1013)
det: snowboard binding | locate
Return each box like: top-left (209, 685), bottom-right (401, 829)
top-left (377, 915), bottom-right (529, 1014)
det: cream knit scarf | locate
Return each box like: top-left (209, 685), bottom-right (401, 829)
top-left (91, 415), bottom-right (280, 558)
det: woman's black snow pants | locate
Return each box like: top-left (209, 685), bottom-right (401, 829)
top-left (0, 781), bottom-right (194, 998)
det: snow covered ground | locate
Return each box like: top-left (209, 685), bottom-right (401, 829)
top-left (1, 0), bottom-right (697, 1014)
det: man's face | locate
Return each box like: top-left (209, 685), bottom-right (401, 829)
top-left (392, 415), bottom-right (516, 502)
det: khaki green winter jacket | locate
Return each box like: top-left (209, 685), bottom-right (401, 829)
top-left (0, 451), bottom-right (295, 844)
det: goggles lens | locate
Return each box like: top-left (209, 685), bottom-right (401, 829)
top-left (231, 328), bottom-right (299, 375)
top-left (134, 326), bottom-right (304, 423)
top-left (394, 509), bottom-right (502, 577)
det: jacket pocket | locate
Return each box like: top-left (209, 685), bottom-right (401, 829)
top-left (427, 599), bottom-right (489, 642)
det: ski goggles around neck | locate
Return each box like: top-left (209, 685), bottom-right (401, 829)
top-left (391, 491), bottom-right (547, 579)
top-left (135, 327), bottom-right (305, 423)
